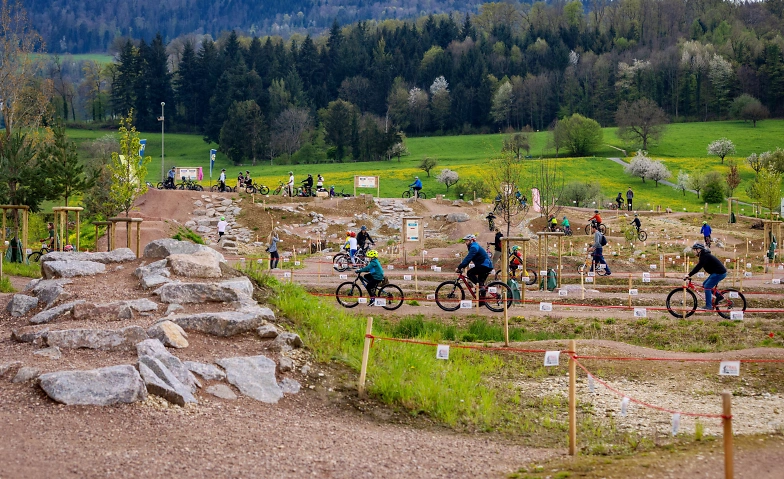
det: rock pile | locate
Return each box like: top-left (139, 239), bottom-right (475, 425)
top-left (184, 195), bottom-right (254, 254)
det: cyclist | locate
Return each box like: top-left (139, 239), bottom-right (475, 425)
top-left (519, 194), bottom-right (528, 208)
top-left (685, 243), bottom-right (727, 311)
top-left (588, 223), bottom-right (611, 275)
top-left (548, 214), bottom-right (558, 232)
top-left (343, 231), bottom-right (352, 252)
top-left (630, 214), bottom-right (641, 233)
top-left (588, 209), bottom-right (602, 228)
top-left (166, 167), bottom-right (176, 188)
top-left (456, 234), bottom-right (493, 296)
top-left (357, 225), bottom-right (375, 252)
top-left (562, 216), bottom-right (571, 235)
top-left (348, 231), bottom-right (358, 265)
top-left (700, 221), bottom-right (712, 246)
top-left (287, 171), bottom-right (294, 197)
top-left (409, 176), bottom-right (423, 198)
top-left (615, 192), bottom-right (623, 209)
top-left (509, 245), bottom-right (524, 275)
top-left (486, 211), bottom-right (496, 231)
top-left (356, 249), bottom-right (384, 306)
top-left (244, 170), bottom-right (253, 188)
top-left (219, 169), bottom-right (227, 192)
top-left (301, 174), bottom-right (314, 196)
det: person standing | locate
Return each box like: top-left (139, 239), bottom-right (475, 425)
top-left (268, 231), bottom-right (281, 269)
top-left (348, 231), bottom-right (358, 265)
top-left (588, 223), bottom-right (611, 275)
top-left (287, 171), bottom-right (295, 197)
top-left (316, 174), bottom-right (324, 190)
top-left (492, 229), bottom-right (503, 269)
top-left (626, 187), bottom-right (634, 211)
top-left (219, 169), bottom-right (227, 192)
top-left (217, 216), bottom-right (228, 239)
top-left (700, 221), bottom-right (712, 246)
top-left (167, 167), bottom-right (176, 188)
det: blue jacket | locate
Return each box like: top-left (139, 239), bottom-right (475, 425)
top-left (700, 224), bottom-right (712, 236)
top-left (358, 258), bottom-right (384, 280)
top-left (458, 241), bottom-right (493, 269)
top-left (410, 178), bottom-right (422, 188)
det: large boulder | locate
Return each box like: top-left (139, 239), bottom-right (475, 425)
top-left (138, 356), bottom-right (197, 406)
top-left (41, 248), bottom-right (136, 264)
top-left (24, 279), bottom-right (72, 308)
top-left (42, 261), bottom-right (106, 279)
top-left (6, 294), bottom-right (39, 317)
top-left (167, 251), bottom-right (222, 278)
top-left (72, 299), bottom-right (158, 321)
top-left (446, 212), bottom-right (471, 223)
top-left (11, 326), bottom-right (49, 345)
top-left (147, 321), bottom-right (189, 348)
top-left (143, 239), bottom-right (225, 263)
top-left (155, 277), bottom-right (254, 304)
top-left (185, 361), bottom-right (226, 381)
top-left (136, 339), bottom-right (197, 392)
top-left (166, 307), bottom-right (274, 337)
top-left (38, 365), bottom-right (147, 406)
top-left (29, 300), bottom-right (85, 325)
top-left (216, 356), bottom-right (283, 404)
top-left (46, 326), bottom-right (147, 351)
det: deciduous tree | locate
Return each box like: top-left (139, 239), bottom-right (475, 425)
top-left (707, 138), bottom-right (735, 164)
top-left (615, 98), bottom-right (669, 150)
top-left (108, 112), bottom-right (150, 216)
top-left (552, 113), bottom-right (603, 156)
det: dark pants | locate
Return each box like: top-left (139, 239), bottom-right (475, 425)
top-left (269, 251), bottom-right (279, 269)
top-left (467, 265), bottom-right (492, 288)
top-left (627, 198), bottom-right (633, 211)
top-left (363, 274), bottom-right (381, 297)
top-left (413, 187), bottom-right (421, 197)
top-left (704, 273), bottom-right (727, 308)
top-left (591, 248), bottom-right (611, 274)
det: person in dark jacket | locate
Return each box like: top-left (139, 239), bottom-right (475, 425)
top-left (357, 225), bottom-right (375, 251)
top-left (685, 242), bottom-right (727, 310)
top-left (630, 214), bottom-right (641, 232)
top-left (456, 234), bottom-right (493, 294)
top-left (492, 229), bottom-right (503, 268)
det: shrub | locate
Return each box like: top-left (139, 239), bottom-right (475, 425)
top-left (454, 177), bottom-right (491, 199)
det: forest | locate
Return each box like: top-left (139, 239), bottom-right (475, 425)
top-left (38, 0), bottom-right (784, 164)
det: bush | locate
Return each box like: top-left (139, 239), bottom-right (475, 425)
top-left (172, 227), bottom-right (205, 244)
top-left (454, 177), bottom-right (491, 200)
top-left (703, 172), bottom-right (725, 203)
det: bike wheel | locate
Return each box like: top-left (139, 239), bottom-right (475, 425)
top-left (336, 282), bottom-right (362, 308)
top-left (273, 187), bottom-right (282, 196)
top-left (565, 229), bottom-right (573, 237)
top-left (523, 268), bottom-right (537, 285)
top-left (378, 284), bottom-right (404, 311)
top-left (177, 184), bottom-right (184, 190)
top-left (156, 182), bottom-right (164, 189)
top-left (196, 185), bottom-right (204, 191)
top-left (595, 261), bottom-right (609, 276)
top-left (210, 185), bottom-right (218, 192)
top-left (434, 281), bottom-right (465, 312)
top-left (402, 190), bottom-right (411, 198)
top-left (27, 251), bottom-right (42, 262)
top-left (418, 192), bottom-right (427, 199)
top-left (584, 225), bottom-right (591, 235)
top-left (638, 231), bottom-right (648, 241)
top-left (715, 288), bottom-right (746, 319)
top-left (484, 281), bottom-right (513, 312)
top-left (259, 186), bottom-right (269, 195)
top-left (245, 186), bottom-right (256, 194)
top-left (666, 288), bottom-right (698, 318)
top-left (333, 254), bottom-right (350, 272)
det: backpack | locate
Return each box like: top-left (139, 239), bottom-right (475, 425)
top-left (600, 233), bottom-right (607, 246)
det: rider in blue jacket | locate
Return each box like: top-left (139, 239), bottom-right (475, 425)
top-left (456, 234), bottom-right (493, 295)
top-left (700, 221), bottom-right (712, 243)
top-left (409, 176), bottom-right (423, 197)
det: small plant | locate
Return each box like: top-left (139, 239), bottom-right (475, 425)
top-left (0, 276), bottom-right (15, 293)
top-left (1, 261), bottom-right (42, 278)
top-left (172, 227), bottom-right (205, 245)
top-left (694, 420), bottom-right (704, 441)
top-left (406, 300), bottom-right (420, 306)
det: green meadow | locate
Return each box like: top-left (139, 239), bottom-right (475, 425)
top-left (67, 119), bottom-right (784, 211)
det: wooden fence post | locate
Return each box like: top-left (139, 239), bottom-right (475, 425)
top-left (358, 317), bottom-right (374, 397)
top-left (568, 339), bottom-right (577, 456)
top-left (723, 391), bottom-right (733, 479)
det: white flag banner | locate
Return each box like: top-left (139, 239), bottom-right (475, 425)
top-left (531, 188), bottom-right (541, 213)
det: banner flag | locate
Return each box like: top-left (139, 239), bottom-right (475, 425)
top-left (139, 139), bottom-right (146, 165)
top-left (532, 188), bottom-right (541, 213)
top-left (210, 149), bottom-right (217, 177)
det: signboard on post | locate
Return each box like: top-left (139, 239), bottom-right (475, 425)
top-left (402, 216), bottom-right (424, 245)
top-left (353, 176), bottom-right (380, 198)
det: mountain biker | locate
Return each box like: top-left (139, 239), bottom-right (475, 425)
top-left (486, 211), bottom-right (496, 231)
top-left (357, 225), bottom-right (375, 252)
top-left (509, 245), bottom-right (524, 275)
top-left (268, 231), bottom-right (280, 269)
top-left (630, 214), bottom-right (641, 233)
top-left (492, 229), bottom-right (503, 268)
top-left (329, 185), bottom-right (336, 197)
top-left (287, 171), bottom-right (294, 197)
top-left (343, 231), bottom-right (352, 252)
top-left (589, 210), bottom-right (602, 227)
top-left (166, 167), bottom-right (176, 188)
top-left (562, 216), bottom-right (571, 234)
top-left (219, 169), bottom-right (226, 192)
top-left (244, 170), bottom-right (253, 187)
top-left (548, 214), bottom-right (558, 232)
top-left (409, 176), bottom-right (423, 198)
top-left (316, 174), bottom-right (324, 190)
top-left (356, 249), bottom-right (384, 305)
top-left (700, 221), bottom-right (712, 245)
top-left (685, 243), bottom-right (727, 311)
top-left (615, 192), bottom-right (623, 209)
top-left (301, 174), bottom-right (314, 196)
top-left (456, 234), bottom-right (493, 296)
top-left (348, 231), bottom-right (358, 265)
top-left (588, 223), bottom-right (611, 275)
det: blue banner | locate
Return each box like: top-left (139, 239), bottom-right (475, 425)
top-left (210, 149), bottom-right (216, 177)
top-left (139, 139), bottom-right (146, 165)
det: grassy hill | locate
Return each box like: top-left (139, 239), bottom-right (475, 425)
top-left (68, 119), bottom-right (784, 212)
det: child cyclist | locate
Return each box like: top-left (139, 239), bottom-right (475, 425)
top-left (356, 250), bottom-right (384, 305)
top-left (561, 216), bottom-right (571, 234)
top-left (509, 245), bottom-right (524, 277)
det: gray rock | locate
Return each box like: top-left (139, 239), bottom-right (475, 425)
top-left (216, 356), bottom-right (283, 404)
top-left (126, 298), bottom-right (159, 312)
top-left (192, 209), bottom-right (207, 216)
top-left (185, 361), bottom-right (226, 381)
top-left (206, 384), bottom-right (237, 400)
top-left (0, 361), bottom-right (22, 378)
top-left (301, 365), bottom-right (311, 375)
top-left (6, 294), bottom-right (39, 317)
top-left (29, 300), bottom-right (85, 325)
top-left (33, 346), bottom-right (62, 360)
top-left (279, 378), bottom-right (301, 394)
top-left (136, 339), bottom-right (197, 392)
top-left (167, 307), bottom-right (274, 337)
top-left (167, 251), bottom-right (222, 278)
top-left (278, 357), bottom-right (294, 372)
top-left (141, 274), bottom-right (171, 290)
top-left (165, 303), bottom-right (184, 315)
top-left (133, 260), bottom-right (170, 279)
top-left (11, 326), bottom-right (49, 345)
top-left (41, 248), bottom-right (136, 264)
top-left (196, 226), bottom-right (211, 234)
top-left (118, 305), bottom-right (134, 320)
top-left (257, 324), bottom-right (279, 339)
top-left (446, 212), bottom-right (471, 223)
top-left (46, 326), bottom-right (147, 351)
top-left (147, 321), bottom-right (189, 348)
top-left (143, 239), bottom-right (225, 263)
top-left (220, 199), bottom-right (233, 207)
top-left (38, 365), bottom-right (147, 406)
top-left (269, 332), bottom-right (304, 351)
top-left (26, 279), bottom-right (71, 308)
top-left (138, 356), bottom-right (197, 406)
top-left (12, 366), bottom-right (40, 383)
top-left (42, 260), bottom-right (106, 279)
top-left (156, 277), bottom-right (254, 304)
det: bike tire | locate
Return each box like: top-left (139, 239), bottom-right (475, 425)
top-left (523, 268), bottom-right (537, 285)
top-left (402, 190), bottom-right (411, 198)
top-left (666, 287), bottom-right (698, 318)
top-left (245, 186), bottom-right (256, 194)
top-left (177, 184), bottom-right (185, 190)
top-left (584, 225), bottom-right (591, 235)
top-left (259, 186), bottom-right (270, 195)
top-left (418, 192), bottom-right (427, 199)
top-left (565, 229), bottom-right (573, 237)
top-left (434, 281), bottom-right (465, 312)
top-left (336, 282), bottom-right (362, 308)
top-left (378, 284), bottom-right (404, 311)
top-left (638, 231), bottom-right (648, 241)
top-left (715, 288), bottom-right (746, 319)
top-left (484, 281), bottom-right (513, 312)
top-left (156, 182), bottom-right (164, 190)
top-left (272, 187), bottom-right (282, 196)
top-left (196, 185), bottom-right (204, 191)
top-left (210, 185), bottom-right (218, 192)
top-left (333, 254), bottom-right (350, 272)
top-left (27, 251), bottom-right (42, 262)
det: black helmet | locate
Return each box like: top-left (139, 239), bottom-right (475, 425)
top-left (594, 210), bottom-right (599, 213)
top-left (691, 242), bottom-right (706, 251)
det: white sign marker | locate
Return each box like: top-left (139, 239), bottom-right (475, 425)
top-left (558, 289), bottom-right (568, 296)
top-left (588, 375), bottom-right (595, 393)
top-left (729, 291), bottom-right (739, 299)
top-left (773, 278), bottom-right (781, 284)
top-left (387, 265), bottom-right (395, 270)
top-left (294, 261), bottom-right (301, 266)
top-left (620, 397), bottom-right (630, 417)
top-left (719, 361), bottom-right (740, 376)
top-left (408, 266), bottom-right (414, 271)
top-left (488, 287), bottom-right (497, 294)
top-left (426, 294), bottom-right (436, 300)
top-left (697, 272), bottom-right (705, 278)
top-left (433, 266), bottom-right (442, 272)
top-left (629, 289), bottom-right (638, 296)
top-left (671, 413), bottom-right (681, 436)
top-left (436, 345), bottom-right (450, 360)
top-left (633, 308), bottom-right (647, 318)
top-left (730, 311), bottom-right (744, 321)
top-left (539, 302), bottom-right (553, 312)
top-left (585, 277), bottom-right (594, 283)
top-left (357, 297), bottom-right (367, 304)
top-left (374, 298), bottom-right (387, 307)
top-left (642, 277), bottom-right (651, 283)
top-left (403, 275), bottom-right (412, 281)
top-left (339, 274), bottom-right (348, 280)
top-left (460, 300), bottom-right (473, 309)
top-left (543, 351), bottom-right (560, 367)
top-left (283, 272), bottom-right (291, 278)
top-left (744, 272), bottom-right (752, 277)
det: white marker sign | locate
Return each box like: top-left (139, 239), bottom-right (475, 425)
top-left (488, 287), bottom-right (497, 294)
top-left (460, 300), bottom-right (473, 309)
top-left (620, 397), bottom-right (630, 417)
top-left (730, 311), bottom-right (744, 321)
top-left (339, 274), bottom-right (348, 280)
top-left (294, 261), bottom-right (301, 266)
top-left (642, 277), bottom-right (651, 283)
top-left (374, 298), bottom-right (387, 307)
top-left (744, 272), bottom-right (752, 277)
top-left (719, 361), bottom-right (740, 376)
top-left (697, 272), bottom-right (705, 278)
top-left (629, 289), bottom-right (638, 296)
top-left (539, 302), bottom-right (553, 312)
top-left (729, 291), bottom-right (739, 299)
top-left (433, 266), bottom-right (442, 272)
top-left (403, 275), bottom-right (412, 281)
top-left (436, 345), bottom-right (450, 360)
top-left (408, 266), bottom-right (414, 271)
top-left (426, 294), bottom-right (436, 300)
top-left (558, 289), bottom-right (568, 296)
top-left (387, 265), bottom-right (395, 270)
top-left (773, 278), bottom-right (781, 284)
top-left (585, 277), bottom-right (594, 283)
top-left (671, 413), bottom-right (681, 436)
top-left (543, 351), bottom-right (560, 367)
top-left (633, 308), bottom-right (647, 318)
top-left (283, 272), bottom-right (291, 278)
top-left (357, 297), bottom-right (367, 304)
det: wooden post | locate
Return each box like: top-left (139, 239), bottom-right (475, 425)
top-left (503, 288), bottom-right (509, 346)
top-left (568, 339), bottom-right (577, 456)
top-left (558, 237), bottom-right (563, 288)
top-left (74, 210), bottom-right (80, 251)
top-left (135, 222), bottom-right (142, 258)
top-left (414, 261), bottom-right (419, 292)
top-left (628, 275), bottom-right (633, 308)
top-left (682, 277), bottom-right (687, 319)
top-left (722, 391), bottom-right (733, 479)
top-left (580, 270), bottom-right (585, 300)
top-left (125, 221), bottom-right (131, 250)
top-left (661, 254), bottom-right (666, 278)
top-left (317, 258), bottom-right (321, 284)
top-left (501, 238), bottom-right (509, 346)
top-left (358, 317), bottom-right (374, 397)
top-left (94, 224), bottom-right (99, 251)
top-left (521, 240), bottom-right (527, 307)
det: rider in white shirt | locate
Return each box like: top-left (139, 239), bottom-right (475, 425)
top-left (287, 171), bottom-right (294, 197)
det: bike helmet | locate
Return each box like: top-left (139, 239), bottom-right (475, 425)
top-left (634, 214), bottom-right (638, 217)
top-left (346, 231), bottom-right (352, 236)
top-left (350, 231), bottom-right (356, 237)
top-left (289, 171), bottom-right (293, 174)
top-left (563, 216), bottom-right (567, 219)
top-left (512, 245), bottom-right (520, 252)
top-left (702, 221), bottom-right (707, 224)
top-left (360, 225), bottom-right (367, 231)
top-left (366, 250), bottom-right (379, 258)
top-left (415, 176), bottom-right (419, 179)
top-left (691, 242), bottom-right (706, 251)
top-left (594, 209), bottom-right (599, 213)
top-left (462, 234), bottom-right (476, 241)
top-left (220, 216), bottom-right (225, 221)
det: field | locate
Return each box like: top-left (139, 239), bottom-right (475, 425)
top-left (68, 119), bottom-right (784, 211)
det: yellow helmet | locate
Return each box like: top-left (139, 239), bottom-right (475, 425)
top-left (366, 250), bottom-right (379, 258)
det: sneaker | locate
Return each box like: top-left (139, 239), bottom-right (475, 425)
top-left (368, 299), bottom-right (376, 306)
top-left (697, 306), bottom-right (712, 311)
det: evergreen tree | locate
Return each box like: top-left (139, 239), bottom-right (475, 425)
top-left (42, 121), bottom-right (90, 206)
top-left (132, 40), bottom-right (153, 130)
top-left (219, 100), bottom-right (269, 166)
top-left (175, 40), bottom-right (200, 129)
top-left (144, 33), bottom-right (173, 131)
top-left (111, 40), bottom-right (137, 117)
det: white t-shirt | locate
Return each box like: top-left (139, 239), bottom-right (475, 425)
top-left (217, 220), bottom-right (228, 233)
top-left (288, 174), bottom-right (294, 186)
top-left (348, 237), bottom-right (358, 250)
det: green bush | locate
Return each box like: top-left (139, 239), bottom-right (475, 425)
top-left (454, 177), bottom-right (491, 199)
top-left (172, 227), bottom-right (205, 244)
top-left (0, 276), bottom-right (14, 293)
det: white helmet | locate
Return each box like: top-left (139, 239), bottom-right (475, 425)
top-left (462, 234), bottom-right (476, 241)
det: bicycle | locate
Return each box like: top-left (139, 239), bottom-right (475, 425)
top-left (434, 271), bottom-right (513, 312)
top-left (486, 213), bottom-right (496, 231)
top-left (335, 271), bottom-right (404, 311)
top-left (333, 248), bottom-right (369, 271)
top-left (245, 182), bottom-right (270, 195)
top-left (584, 221), bottom-right (607, 235)
top-left (27, 242), bottom-right (52, 262)
top-left (577, 254), bottom-right (610, 276)
top-left (666, 278), bottom-right (746, 319)
top-left (402, 187), bottom-right (426, 199)
top-left (624, 228), bottom-right (648, 242)
top-left (177, 178), bottom-right (204, 191)
top-left (210, 183), bottom-right (236, 193)
top-left (494, 253), bottom-right (537, 285)
top-left (156, 179), bottom-right (177, 190)
top-left (271, 182), bottom-right (289, 196)
top-left (608, 199), bottom-right (624, 210)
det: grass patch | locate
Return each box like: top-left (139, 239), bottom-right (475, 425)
top-left (1, 261), bottom-right (42, 278)
top-left (0, 276), bottom-right (14, 293)
top-left (171, 227), bottom-right (205, 245)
